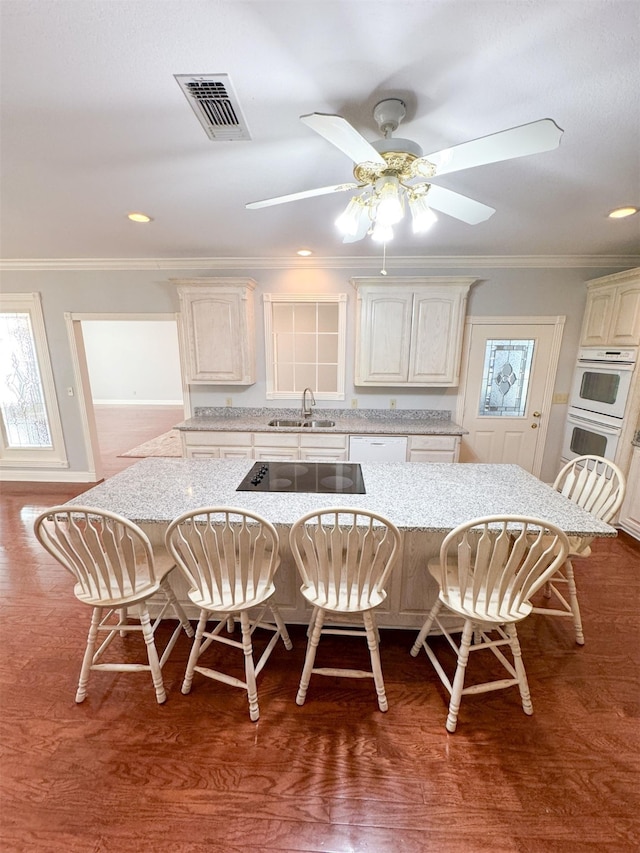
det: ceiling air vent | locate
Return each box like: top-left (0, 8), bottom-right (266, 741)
top-left (174, 74), bottom-right (251, 141)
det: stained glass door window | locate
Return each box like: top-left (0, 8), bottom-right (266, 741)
top-left (478, 339), bottom-right (535, 417)
top-left (0, 292), bottom-right (66, 468)
top-left (0, 312), bottom-right (52, 447)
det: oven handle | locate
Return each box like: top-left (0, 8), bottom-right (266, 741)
top-left (567, 413), bottom-right (622, 435)
top-left (577, 360), bottom-right (635, 370)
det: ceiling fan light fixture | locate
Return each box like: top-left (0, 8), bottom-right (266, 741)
top-left (248, 105), bottom-right (563, 246)
top-left (371, 221), bottom-right (394, 243)
top-left (409, 193), bottom-right (438, 233)
top-left (374, 176), bottom-right (404, 226)
top-left (335, 195), bottom-right (368, 236)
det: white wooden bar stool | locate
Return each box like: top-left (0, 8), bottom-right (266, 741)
top-left (289, 508), bottom-right (401, 712)
top-left (33, 505), bottom-right (194, 704)
top-left (532, 455), bottom-right (625, 644)
top-left (165, 507), bottom-right (292, 722)
top-left (410, 515), bottom-right (569, 732)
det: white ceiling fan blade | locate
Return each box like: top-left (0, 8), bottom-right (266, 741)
top-left (246, 182), bottom-right (358, 209)
top-left (426, 185), bottom-right (495, 224)
top-left (300, 113), bottom-right (387, 165)
top-left (423, 119), bottom-right (563, 177)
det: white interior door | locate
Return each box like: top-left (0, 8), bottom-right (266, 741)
top-left (456, 318), bottom-right (564, 475)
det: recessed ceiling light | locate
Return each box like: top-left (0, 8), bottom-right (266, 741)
top-left (608, 206), bottom-right (638, 219)
top-left (297, 249), bottom-right (313, 256)
top-left (127, 212), bottom-right (153, 223)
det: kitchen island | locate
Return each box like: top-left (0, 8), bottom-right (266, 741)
top-left (67, 458), bottom-right (616, 628)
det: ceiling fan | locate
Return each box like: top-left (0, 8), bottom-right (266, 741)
top-left (246, 98), bottom-right (563, 243)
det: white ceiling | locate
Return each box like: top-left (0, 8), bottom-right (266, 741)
top-left (1, 0), bottom-right (639, 263)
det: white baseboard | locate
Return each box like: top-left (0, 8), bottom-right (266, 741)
top-left (0, 469), bottom-right (100, 483)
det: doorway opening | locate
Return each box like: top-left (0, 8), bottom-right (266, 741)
top-left (67, 314), bottom-right (187, 480)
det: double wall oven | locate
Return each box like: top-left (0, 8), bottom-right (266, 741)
top-left (562, 346), bottom-right (637, 463)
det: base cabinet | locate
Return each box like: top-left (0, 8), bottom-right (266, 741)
top-left (254, 434), bottom-right (299, 461)
top-left (408, 435), bottom-right (460, 462)
top-left (181, 430), bottom-right (459, 463)
top-left (299, 434), bottom-right (348, 462)
top-left (183, 431), bottom-right (253, 460)
top-left (619, 446), bottom-right (640, 540)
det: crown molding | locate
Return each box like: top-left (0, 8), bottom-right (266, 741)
top-left (1, 255), bottom-right (638, 272)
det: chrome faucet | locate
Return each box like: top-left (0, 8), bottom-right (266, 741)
top-left (301, 387), bottom-right (316, 419)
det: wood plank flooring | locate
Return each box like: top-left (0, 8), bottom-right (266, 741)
top-left (93, 403), bottom-right (184, 478)
top-left (1, 407), bottom-right (639, 851)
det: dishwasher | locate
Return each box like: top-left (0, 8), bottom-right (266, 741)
top-left (348, 435), bottom-right (408, 462)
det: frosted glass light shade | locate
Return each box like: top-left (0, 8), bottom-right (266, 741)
top-left (336, 197), bottom-right (368, 236)
top-left (409, 194), bottom-right (438, 233)
top-left (371, 221), bottom-right (394, 242)
top-left (374, 176), bottom-right (403, 226)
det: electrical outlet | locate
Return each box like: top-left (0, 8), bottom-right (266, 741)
top-left (390, 398), bottom-right (397, 409)
top-left (351, 398), bottom-right (358, 409)
top-left (552, 392), bottom-right (569, 404)
top-left (225, 397), bottom-right (233, 407)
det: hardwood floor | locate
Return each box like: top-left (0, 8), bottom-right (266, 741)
top-left (93, 403), bottom-right (184, 478)
top-left (1, 407), bottom-right (639, 851)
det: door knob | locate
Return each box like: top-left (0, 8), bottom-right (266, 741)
top-left (532, 411), bottom-right (541, 418)
top-left (531, 423), bottom-right (538, 429)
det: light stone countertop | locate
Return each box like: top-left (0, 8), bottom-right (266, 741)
top-left (175, 407), bottom-right (467, 436)
top-left (68, 458), bottom-right (616, 537)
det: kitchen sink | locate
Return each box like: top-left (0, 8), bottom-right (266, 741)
top-left (302, 420), bottom-right (335, 428)
top-left (267, 418), bottom-right (336, 428)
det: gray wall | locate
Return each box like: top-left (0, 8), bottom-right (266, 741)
top-left (0, 261), bottom-right (626, 481)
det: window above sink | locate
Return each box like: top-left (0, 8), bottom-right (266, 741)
top-left (263, 293), bottom-right (347, 401)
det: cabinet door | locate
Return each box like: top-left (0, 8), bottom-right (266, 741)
top-left (254, 432), bottom-right (299, 461)
top-left (581, 287), bottom-right (616, 346)
top-left (300, 433), bottom-right (347, 461)
top-left (408, 434), bottom-right (460, 462)
top-left (182, 430), bottom-right (253, 459)
top-left (355, 290), bottom-right (413, 383)
top-left (299, 448), bottom-right (348, 461)
top-left (353, 278), bottom-right (473, 387)
top-left (610, 285), bottom-right (640, 345)
top-left (409, 289), bottom-right (465, 384)
top-left (176, 281), bottom-right (256, 385)
top-left (253, 448), bottom-right (299, 461)
top-left (185, 447), bottom-right (220, 459)
top-left (218, 447), bottom-right (253, 459)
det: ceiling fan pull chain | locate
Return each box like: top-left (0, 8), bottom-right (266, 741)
top-left (380, 242), bottom-right (388, 275)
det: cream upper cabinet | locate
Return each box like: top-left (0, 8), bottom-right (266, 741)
top-left (173, 277), bottom-right (256, 384)
top-left (352, 277), bottom-right (475, 386)
top-left (580, 268), bottom-right (640, 347)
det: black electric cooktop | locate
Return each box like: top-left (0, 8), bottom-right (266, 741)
top-left (236, 461), bottom-right (366, 494)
